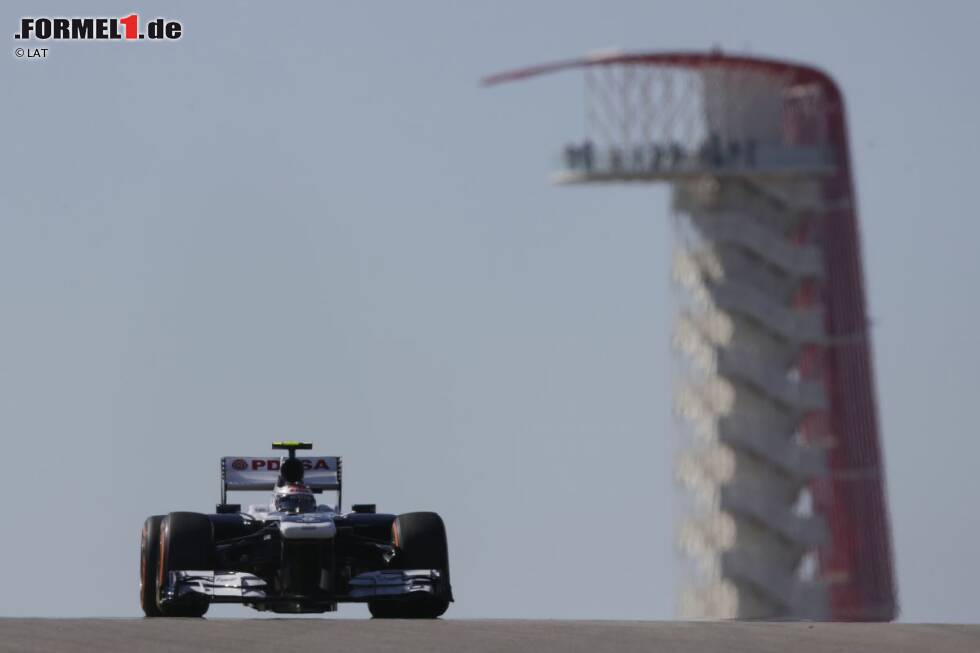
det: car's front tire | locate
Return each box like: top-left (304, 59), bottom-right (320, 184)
top-left (140, 515), bottom-right (165, 617)
top-left (368, 511), bottom-right (451, 619)
top-left (156, 511), bottom-right (214, 618)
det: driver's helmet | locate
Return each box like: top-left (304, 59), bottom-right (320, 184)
top-left (273, 483), bottom-right (316, 514)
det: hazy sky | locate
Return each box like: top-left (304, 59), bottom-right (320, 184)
top-left (2, 1), bottom-right (979, 622)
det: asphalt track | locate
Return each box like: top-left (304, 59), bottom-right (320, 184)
top-left (0, 619), bottom-right (977, 653)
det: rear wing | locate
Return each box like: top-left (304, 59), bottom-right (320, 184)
top-left (219, 455), bottom-right (343, 508)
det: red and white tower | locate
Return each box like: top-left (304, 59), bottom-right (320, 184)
top-left (486, 52), bottom-right (896, 620)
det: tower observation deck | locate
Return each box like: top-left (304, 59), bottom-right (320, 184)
top-left (486, 52), bottom-right (896, 621)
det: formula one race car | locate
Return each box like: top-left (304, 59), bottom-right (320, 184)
top-left (139, 442), bottom-right (452, 618)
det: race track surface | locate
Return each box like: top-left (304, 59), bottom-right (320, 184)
top-left (1, 619), bottom-right (977, 653)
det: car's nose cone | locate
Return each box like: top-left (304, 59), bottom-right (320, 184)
top-left (280, 513), bottom-right (337, 540)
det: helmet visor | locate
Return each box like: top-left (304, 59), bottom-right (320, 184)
top-left (275, 493), bottom-right (316, 513)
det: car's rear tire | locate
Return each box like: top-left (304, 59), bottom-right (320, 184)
top-left (156, 511), bottom-right (214, 618)
top-left (140, 515), bottom-right (165, 617)
top-left (368, 512), bottom-right (451, 619)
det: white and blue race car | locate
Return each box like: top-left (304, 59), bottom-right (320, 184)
top-left (139, 442), bottom-right (452, 618)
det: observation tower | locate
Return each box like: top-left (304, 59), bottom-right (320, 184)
top-left (485, 51), bottom-right (896, 620)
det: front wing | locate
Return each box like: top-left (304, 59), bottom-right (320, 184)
top-left (161, 569), bottom-right (446, 605)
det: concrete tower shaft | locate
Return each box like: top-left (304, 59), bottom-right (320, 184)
top-left (486, 52), bottom-right (896, 621)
